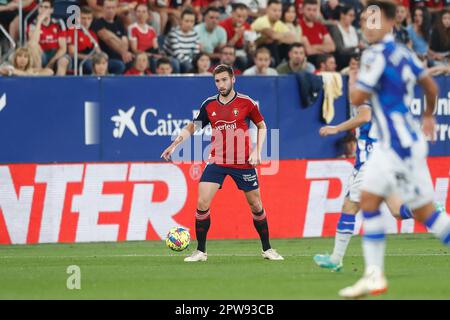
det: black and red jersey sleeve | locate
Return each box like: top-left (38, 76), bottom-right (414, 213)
top-left (248, 100), bottom-right (264, 124)
top-left (193, 98), bottom-right (213, 129)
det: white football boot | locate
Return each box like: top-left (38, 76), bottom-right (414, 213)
top-left (184, 250), bottom-right (208, 262)
top-left (261, 248), bottom-right (284, 260)
top-left (339, 266), bottom-right (388, 299)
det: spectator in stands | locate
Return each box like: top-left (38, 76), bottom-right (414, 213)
top-left (243, 47), bottom-right (278, 75)
top-left (6, 0), bottom-right (36, 42)
top-left (315, 53), bottom-right (336, 72)
top-left (156, 56), bottom-right (173, 74)
top-left (194, 6), bottom-right (227, 62)
top-left (125, 51), bottom-right (152, 75)
top-left (282, 3), bottom-right (303, 43)
top-left (300, 0), bottom-right (335, 67)
top-left (128, 3), bottom-right (163, 72)
top-left (407, 6), bottom-right (431, 60)
top-left (219, 3), bottom-right (253, 70)
top-left (191, 52), bottom-right (212, 74)
top-left (91, 0), bottom-right (133, 75)
top-left (428, 9), bottom-right (450, 66)
top-left (67, 6), bottom-right (100, 75)
top-left (91, 51), bottom-right (110, 76)
top-left (276, 42), bottom-right (315, 74)
top-left (320, 0), bottom-right (340, 24)
top-left (216, 0), bottom-right (232, 20)
top-left (328, 5), bottom-right (360, 70)
top-left (393, 4), bottom-right (412, 47)
top-left (209, 45), bottom-right (243, 74)
top-left (27, 0), bottom-right (71, 75)
top-left (251, 0), bottom-right (296, 65)
top-left (233, 0), bottom-right (267, 18)
top-left (338, 132), bottom-right (357, 158)
top-left (0, 46), bottom-right (54, 76)
top-left (164, 8), bottom-right (200, 73)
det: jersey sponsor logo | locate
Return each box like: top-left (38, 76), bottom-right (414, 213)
top-left (214, 120), bottom-right (237, 131)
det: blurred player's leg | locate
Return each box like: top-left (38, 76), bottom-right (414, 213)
top-left (314, 197), bottom-right (358, 271)
top-left (184, 181), bottom-right (220, 262)
top-left (244, 188), bottom-right (283, 260)
top-left (414, 202), bottom-right (450, 246)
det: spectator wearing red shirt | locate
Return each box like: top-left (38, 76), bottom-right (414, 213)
top-left (300, 0), bottom-right (335, 67)
top-left (219, 3), bottom-right (253, 70)
top-left (67, 6), bottom-right (100, 74)
top-left (128, 3), bottom-right (164, 72)
top-left (125, 52), bottom-right (152, 75)
top-left (27, 0), bottom-right (71, 75)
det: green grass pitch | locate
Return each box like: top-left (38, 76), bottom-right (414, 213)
top-left (1, 234), bottom-right (449, 299)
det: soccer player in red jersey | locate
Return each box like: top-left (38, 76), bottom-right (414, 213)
top-left (161, 64), bottom-right (284, 262)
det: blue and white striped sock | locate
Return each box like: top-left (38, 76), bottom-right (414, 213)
top-left (425, 210), bottom-right (450, 246)
top-left (362, 210), bottom-right (386, 273)
top-left (399, 204), bottom-right (413, 220)
top-left (331, 213), bottom-right (356, 264)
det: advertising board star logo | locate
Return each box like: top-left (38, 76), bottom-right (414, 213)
top-left (111, 106), bottom-right (139, 138)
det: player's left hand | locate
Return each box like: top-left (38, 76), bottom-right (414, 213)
top-left (248, 150), bottom-right (261, 167)
top-left (422, 115), bottom-right (436, 142)
top-left (319, 126), bottom-right (338, 136)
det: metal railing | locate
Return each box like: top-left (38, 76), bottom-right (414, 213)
top-left (0, 25), bottom-right (17, 64)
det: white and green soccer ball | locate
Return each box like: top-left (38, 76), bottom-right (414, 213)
top-left (166, 227), bottom-right (190, 252)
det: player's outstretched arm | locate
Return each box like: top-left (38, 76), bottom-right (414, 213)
top-left (319, 105), bottom-right (372, 136)
top-left (418, 75), bottom-right (439, 142)
top-left (160, 122), bottom-right (195, 161)
top-left (248, 120), bottom-right (266, 166)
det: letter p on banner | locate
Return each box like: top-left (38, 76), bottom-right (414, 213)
top-left (66, 265), bottom-right (81, 290)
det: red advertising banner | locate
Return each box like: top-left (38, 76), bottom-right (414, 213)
top-left (0, 158), bottom-right (449, 244)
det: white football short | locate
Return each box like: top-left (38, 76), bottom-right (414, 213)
top-left (346, 164), bottom-right (367, 203)
top-left (361, 137), bottom-right (434, 210)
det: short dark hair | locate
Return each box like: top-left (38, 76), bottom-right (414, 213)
top-left (203, 6), bottom-right (220, 16)
top-left (157, 57), bottom-right (171, 68)
top-left (181, 8), bottom-right (196, 19)
top-left (222, 45), bottom-right (236, 54)
top-left (316, 53), bottom-right (334, 68)
top-left (289, 42), bottom-right (305, 52)
top-left (267, 0), bottom-right (281, 7)
top-left (231, 3), bottom-right (248, 11)
top-left (365, 0), bottom-right (396, 20)
top-left (213, 64), bottom-right (234, 77)
top-left (303, 0), bottom-right (318, 7)
top-left (81, 6), bottom-right (93, 15)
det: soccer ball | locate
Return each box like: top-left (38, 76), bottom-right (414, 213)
top-left (166, 227), bottom-right (190, 252)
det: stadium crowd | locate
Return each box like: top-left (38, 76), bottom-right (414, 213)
top-left (0, 0), bottom-right (449, 76)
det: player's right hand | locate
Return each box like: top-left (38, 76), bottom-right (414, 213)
top-left (160, 146), bottom-right (175, 161)
top-left (319, 126), bottom-right (338, 136)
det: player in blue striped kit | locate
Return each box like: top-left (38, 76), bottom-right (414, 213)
top-left (313, 98), bottom-right (419, 272)
top-left (338, 0), bottom-right (450, 298)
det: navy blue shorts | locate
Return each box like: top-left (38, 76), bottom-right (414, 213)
top-left (200, 163), bottom-right (259, 191)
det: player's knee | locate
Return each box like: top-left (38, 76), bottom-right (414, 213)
top-left (360, 192), bottom-right (383, 212)
top-left (249, 200), bottom-right (262, 213)
top-left (197, 198), bottom-right (211, 211)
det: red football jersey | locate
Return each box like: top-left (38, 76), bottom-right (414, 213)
top-left (67, 28), bottom-right (98, 53)
top-left (299, 18), bottom-right (329, 46)
top-left (28, 18), bottom-right (66, 52)
top-left (128, 23), bottom-right (157, 52)
top-left (195, 92), bottom-right (264, 169)
top-left (219, 17), bottom-right (251, 49)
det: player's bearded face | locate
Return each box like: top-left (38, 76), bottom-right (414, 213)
top-left (215, 73), bottom-right (234, 97)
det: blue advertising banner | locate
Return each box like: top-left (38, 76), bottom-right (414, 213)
top-left (0, 75), bottom-right (448, 164)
